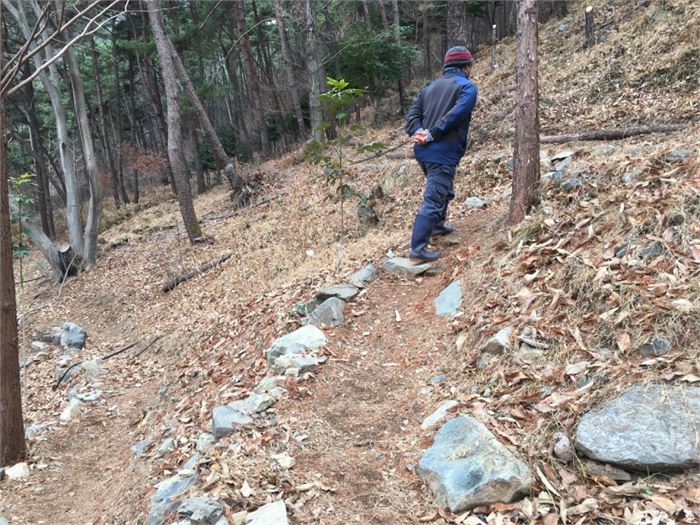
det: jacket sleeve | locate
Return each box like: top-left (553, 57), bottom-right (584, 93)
top-left (405, 90), bottom-right (425, 136)
top-left (429, 82), bottom-right (478, 139)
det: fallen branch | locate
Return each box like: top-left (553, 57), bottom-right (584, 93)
top-left (201, 193), bottom-right (286, 224)
top-left (540, 124), bottom-right (689, 144)
top-left (160, 252), bottom-right (233, 293)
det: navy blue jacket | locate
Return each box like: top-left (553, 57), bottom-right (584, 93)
top-left (405, 68), bottom-right (478, 166)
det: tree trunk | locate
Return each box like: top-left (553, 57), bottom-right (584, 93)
top-left (233, 0), bottom-right (271, 157)
top-left (23, 77), bottom-right (55, 239)
top-left (90, 36), bottom-right (120, 208)
top-left (0, 5), bottom-right (26, 466)
top-left (7, 0), bottom-right (85, 260)
top-left (509, 0), bottom-right (540, 225)
top-left (168, 40), bottom-right (243, 194)
top-left (447, 0), bottom-right (469, 47)
top-left (273, 0), bottom-right (306, 137)
top-left (62, 40), bottom-right (102, 269)
top-left (147, 0), bottom-right (203, 243)
top-left (189, 124), bottom-right (206, 194)
top-left (305, 0), bottom-right (323, 141)
top-left (585, 6), bottom-right (595, 48)
top-left (379, 0), bottom-right (390, 29)
top-left (362, 0), bottom-right (372, 30)
top-left (422, 4), bottom-right (431, 75)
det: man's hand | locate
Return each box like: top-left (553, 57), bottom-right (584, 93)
top-left (411, 129), bottom-right (431, 146)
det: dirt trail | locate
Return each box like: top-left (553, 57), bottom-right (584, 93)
top-left (281, 206), bottom-right (505, 524)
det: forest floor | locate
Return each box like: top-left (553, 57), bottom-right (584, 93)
top-left (2, 0), bottom-right (700, 523)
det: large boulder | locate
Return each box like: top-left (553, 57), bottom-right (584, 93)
top-left (306, 297), bottom-right (345, 328)
top-left (435, 281), bottom-right (462, 317)
top-left (575, 385), bottom-right (700, 470)
top-left (418, 416), bottom-right (533, 512)
top-left (265, 326), bottom-right (327, 364)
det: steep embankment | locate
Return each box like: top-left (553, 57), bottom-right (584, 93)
top-left (2, 0), bottom-right (699, 523)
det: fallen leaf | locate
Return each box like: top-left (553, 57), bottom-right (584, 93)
top-left (672, 298), bottom-right (694, 313)
top-left (240, 479), bottom-right (254, 498)
top-left (616, 332), bottom-right (631, 352)
top-left (648, 494), bottom-right (677, 514)
top-left (565, 361), bottom-right (589, 375)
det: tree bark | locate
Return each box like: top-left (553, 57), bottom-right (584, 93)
top-left (585, 6), bottom-right (595, 48)
top-left (447, 0), bottom-right (469, 47)
top-left (90, 36), bottom-right (120, 208)
top-left (509, 0), bottom-right (540, 225)
top-left (147, 0), bottom-right (203, 243)
top-left (305, 0), bottom-right (323, 141)
top-left (189, 124), bottom-right (206, 194)
top-left (233, 0), bottom-right (271, 157)
top-left (541, 124), bottom-right (688, 144)
top-left (0, 4), bottom-right (26, 466)
top-left (273, 0), bottom-right (306, 137)
top-left (62, 38), bottom-right (103, 269)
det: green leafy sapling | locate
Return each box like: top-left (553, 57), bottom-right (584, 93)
top-left (9, 172), bottom-right (36, 288)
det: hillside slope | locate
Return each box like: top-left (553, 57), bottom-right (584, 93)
top-left (2, 0), bottom-right (699, 523)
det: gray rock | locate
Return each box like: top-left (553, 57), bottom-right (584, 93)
top-left (464, 197), bottom-right (487, 208)
top-left (593, 144), bottom-right (616, 156)
top-left (0, 516), bottom-right (8, 525)
top-left (211, 405), bottom-right (253, 439)
top-left (131, 439), bottom-right (152, 457)
top-left (181, 454), bottom-right (200, 471)
top-left (418, 415), bottom-right (533, 512)
top-left (31, 341), bottom-right (49, 352)
top-left (177, 497), bottom-right (224, 524)
top-left (60, 322), bottom-right (87, 349)
top-left (5, 462), bottom-right (30, 480)
top-left (306, 297), bottom-right (345, 328)
top-left (435, 281), bottom-right (462, 317)
top-left (542, 170), bottom-right (563, 184)
top-left (69, 389), bottom-right (102, 403)
top-left (254, 376), bottom-right (286, 395)
top-left (246, 392), bottom-right (276, 413)
top-left (60, 398), bottom-right (82, 421)
top-left (513, 346), bottom-right (544, 365)
top-left (575, 385), bottom-right (700, 470)
top-left (382, 257), bottom-right (431, 276)
top-left (551, 150), bottom-right (575, 163)
top-left (157, 437), bottom-right (177, 456)
top-left (581, 459), bottom-right (632, 481)
top-left (25, 420), bottom-right (57, 438)
top-left (639, 242), bottom-right (664, 258)
top-left (33, 351), bottom-right (50, 363)
top-left (482, 328), bottom-right (513, 354)
top-left (428, 374), bottom-right (447, 386)
top-left (421, 400), bottom-right (459, 430)
top-left (614, 243), bottom-right (630, 258)
top-left (561, 176), bottom-right (582, 192)
top-left (553, 432), bottom-right (573, 462)
top-left (246, 500), bottom-right (289, 525)
top-left (196, 433), bottom-right (216, 454)
top-left (638, 337), bottom-right (672, 358)
top-left (316, 284), bottom-right (359, 301)
top-left (349, 264), bottom-right (377, 287)
top-left (273, 354), bottom-right (320, 375)
top-left (266, 326), bottom-right (327, 364)
top-left (148, 472), bottom-right (197, 525)
top-left (291, 299), bottom-right (322, 318)
top-left (664, 150), bottom-right (693, 162)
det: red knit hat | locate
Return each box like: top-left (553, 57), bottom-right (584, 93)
top-left (443, 46), bottom-right (474, 68)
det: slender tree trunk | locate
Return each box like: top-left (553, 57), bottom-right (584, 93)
top-left (509, 0), bottom-right (540, 225)
top-left (422, 5), bottom-right (431, 75)
top-left (233, 0), bottom-right (271, 157)
top-left (62, 40), bottom-right (103, 269)
top-left (305, 0), bottom-right (323, 141)
top-left (189, 124), bottom-right (206, 194)
top-left (0, 5), bottom-right (26, 466)
top-left (147, 0), bottom-right (202, 242)
top-left (273, 0), bottom-right (306, 137)
top-left (168, 40), bottom-right (243, 193)
top-left (90, 36), bottom-right (120, 208)
top-left (379, 0), bottom-right (390, 29)
top-left (111, 20), bottom-right (131, 204)
top-left (447, 0), bottom-right (469, 47)
top-left (23, 79), bottom-right (55, 239)
top-left (362, 0), bottom-right (372, 30)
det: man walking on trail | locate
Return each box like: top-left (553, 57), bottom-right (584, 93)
top-left (405, 46), bottom-right (478, 262)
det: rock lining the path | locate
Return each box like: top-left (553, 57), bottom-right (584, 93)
top-left (435, 281), bottom-right (462, 317)
top-left (265, 326), bottom-right (327, 364)
top-left (349, 264), bottom-right (377, 287)
top-left (421, 400), bottom-right (459, 430)
top-left (316, 284), bottom-right (359, 301)
top-left (418, 415), bottom-right (533, 512)
top-left (575, 384), bottom-right (700, 470)
top-left (246, 500), bottom-right (289, 525)
top-left (176, 496), bottom-right (226, 525)
top-left (211, 405), bottom-right (254, 439)
top-left (382, 257), bottom-right (432, 276)
top-left (148, 471), bottom-right (197, 525)
top-left (306, 297), bottom-right (345, 328)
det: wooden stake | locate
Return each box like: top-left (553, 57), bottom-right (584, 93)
top-left (491, 24), bottom-right (498, 70)
top-left (585, 6), bottom-right (595, 47)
